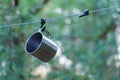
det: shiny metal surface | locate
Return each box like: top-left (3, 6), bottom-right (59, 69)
top-left (25, 32), bottom-right (57, 62)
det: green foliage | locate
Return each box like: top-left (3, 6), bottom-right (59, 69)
top-left (0, 0), bottom-right (120, 80)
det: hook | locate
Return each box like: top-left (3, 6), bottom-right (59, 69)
top-left (79, 9), bottom-right (89, 17)
top-left (40, 18), bottom-right (46, 28)
top-left (39, 18), bottom-right (51, 38)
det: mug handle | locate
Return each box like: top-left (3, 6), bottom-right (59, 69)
top-left (39, 26), bottom-right (51, 39)
top-left (44, 29), bottom-right (51, 39)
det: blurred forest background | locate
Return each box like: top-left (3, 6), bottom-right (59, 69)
top-left (0, 0), bottom-right (120, 80)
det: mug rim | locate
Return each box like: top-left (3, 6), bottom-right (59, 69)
top-left (25, 31), bottom-right (43, 54)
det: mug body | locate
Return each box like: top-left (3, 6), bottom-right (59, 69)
top-left (25, 32), bottom-right (57, 62)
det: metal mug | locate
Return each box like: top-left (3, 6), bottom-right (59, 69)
top-left (25, 29), bottom-right (58, 62)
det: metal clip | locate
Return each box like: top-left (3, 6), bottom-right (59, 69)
top-left (79, 9), bottom-right (89, 17)
top-left (40, 18), bottom-right (51, 39)
top-left (40, 18), bottom-right (46, 31)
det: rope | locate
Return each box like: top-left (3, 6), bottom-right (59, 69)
top-left (0, 6), bottom-right (120, 28)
